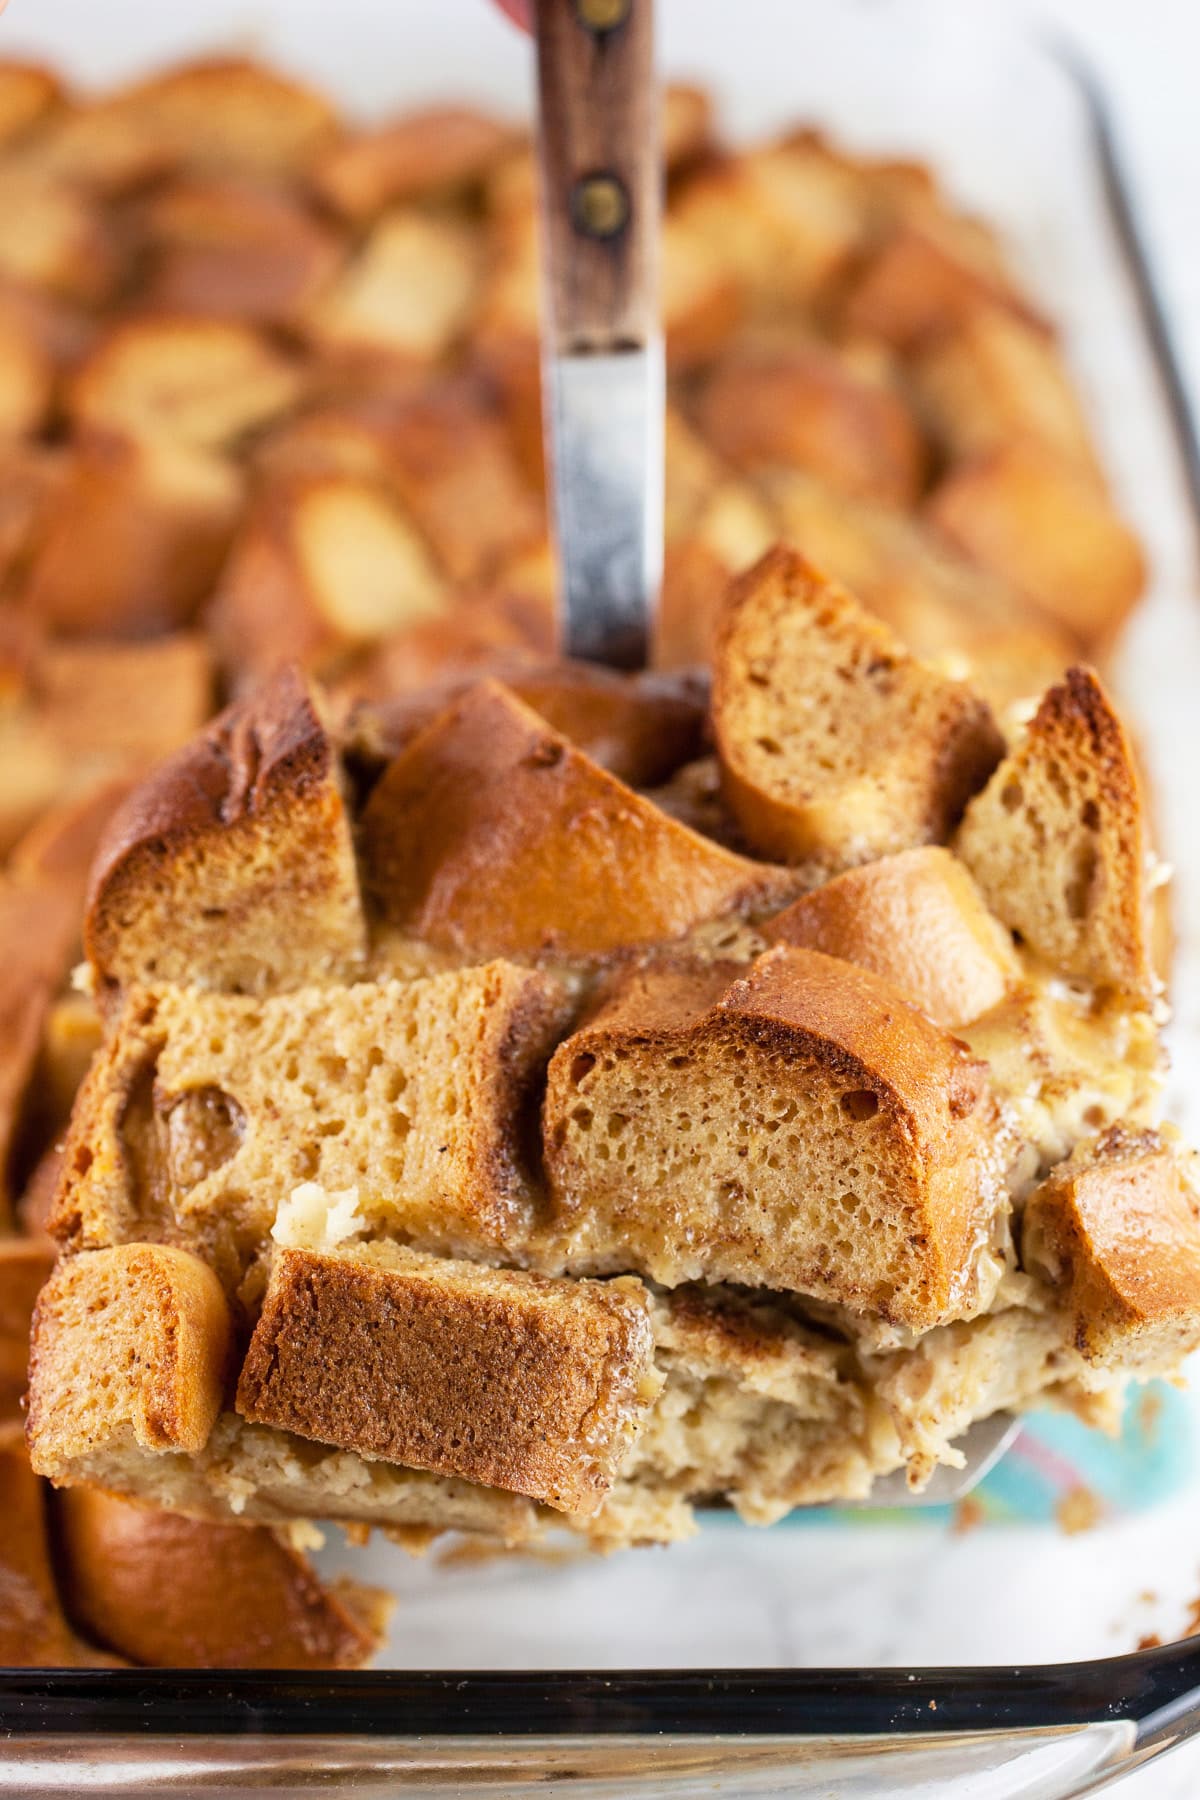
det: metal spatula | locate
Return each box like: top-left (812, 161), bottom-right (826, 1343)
top-left (530, 0), bottom-right (1017, 1504)
top-left (533, 0), bottom-right (662, 668)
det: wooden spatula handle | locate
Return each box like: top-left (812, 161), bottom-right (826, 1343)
top-left (533, 0), bottom-right (659, 354)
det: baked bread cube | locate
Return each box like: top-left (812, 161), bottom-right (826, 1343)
top-left (31, 633), bottom-right (213, 771)
top-left (119, 56), bottom-right (340, 177)
top-left (360, 679), bottom-right (785, 960)
top-left (139, 176), bottom-right (343, 326)
top-left (925, 439), bottom-right (1144, 650)
top-left (660, 216), bottom-right (742, 370)
top-left (672, 142), bottom-right (865, 315)
top-left (764, 846), bottom-right (1017, 1028)
top-left (0, 303), bottom-right (53, 439)
top-left (0, 1433), bottom-right (92, 1665)
top-left (69, 316), bottom-right (303, 453)
top-left (310, 105), bottom-right (517, 221)
top-left (712, 546), bottom-right (1004, 873)
top-left (840, 218), bottom-right (1040, 350)
top-left (52, 961), bottom-right (571, 1280)
top-left (956, 667), bottom-right (1151, 997)
top-left (662, 83), bottom-right (713, 175)
top-left (20, 430), bottom-right (241, 637)
top-left (27, 1243), bottom-right (234, 1482)
top-left (0, 1238), bottom-right (54, 1414)
top-left (757, 466), bottom-right (1077, 718)
top-left (0, 168), bottom-right (117, 307)
top-left (0, 62), bottom-right (62, 148)
top-left (10, 97), bottom-right (173, 197)
top-left (542, 944), bottom-right (1007, 1331)
top-left (0, 876), bottom-right (88, 1224)
top-left (85, 664), bottom-right (366, 999)
top-left (695, 342), bottom-right (925, 506)
top-left (208, 473), bottom-right (447, 687)
top-left (54, 1486), bottom-right (388, 1668)
top-left (910, 307), bottom-right (1101, 480)
top-left (348, 660), bottom-right (705, 790)
top-left (237, 1244), bottom-right (660, 1514)
top-left (304, 210), bottom-right (480, 369)
top-left (1023, 1128), bottom-right (1200, 1372)
top-left (345, 384), bottom-right (544, 586)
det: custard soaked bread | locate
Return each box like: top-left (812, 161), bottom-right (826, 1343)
top-left (26, 537), bottom-right (1200, 1551)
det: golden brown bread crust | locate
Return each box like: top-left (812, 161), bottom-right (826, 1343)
top-left (360, 677), bottom-right (788, 960)
top-left (237, 1246), bottom-right (660, 1515)
top-left (763, 846), bottom-right (1018, 1028)
top-left (1022, 1127), bottom-right (1200, 1371)
top-left (955, 666), bottom-right (1151, 997)
top-left (542, 944), bottom-right (1007, 1331)
top-left (54, 1485), bottom-right (388, 1668)
top-left (84, 663), bottom-right (366, 999)
top-left (712, 546), bottom-right (1004, 873)
top-left (27, 1243), bottom-right (233, 1479)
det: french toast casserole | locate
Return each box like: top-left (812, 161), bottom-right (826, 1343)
top-left (0, 50), bottom-right (1191, 1661)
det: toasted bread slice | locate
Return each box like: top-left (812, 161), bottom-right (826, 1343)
top-left (11, 96), bottom-right (173, 197)
top-left (926, 440), bottom-right (1144, 651)
top-left (52, 961), bottom-right (571, 1282)
top-left (237, 1244), bottom-right (659, 1514)
top-left (208, 473), bottom-right (447, 687)
top-left (304, 210), bottom-right (479, 367)
top-left (69, 316), bottom-right (303, 452)
top-left (542, 944), bottom-right (1007, 1331)
top-left (0, 1238), bottom-right (55, 1417)
top-left (311, 106), bottom-right (517, 221)
top-left (20, 431), bottom-right (241, 637)
top-left (360, 679), bottom-right (785, 960)
top-left (0, 1432), bottom-right (92, 1665)
top-left (695, 342), bottom-right (925, 505)
top-left (27, 1243), bottom-right (233, 1482)
top-left (910, 307), bottom-right (1101, 479)
top-left (348, 660), bottom-right (706, 790)
top-left (120, 56), bottom-right (340, 177)
top-left (955, 667), bottom-right (1150, 996)
top-left (1023, 1128), bottom-right (1200, 1372)
top-left (765, 847), bottom-right (1017, 1027)
top-left (712, 546), bottom-right (1004, 873)
top-left (85, 665), bottom-right (366, 1000)
top-left (55, 1486), bottom-right (389, 1668)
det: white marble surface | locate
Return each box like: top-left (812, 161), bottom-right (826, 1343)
top-left (2, 0), bottom-right (1198, 1790)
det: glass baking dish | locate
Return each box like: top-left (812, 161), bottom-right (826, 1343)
top-left (3, 0), bottom-right (1200, 1792)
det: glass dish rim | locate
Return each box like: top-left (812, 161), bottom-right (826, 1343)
top-left (3, 31), bottom-right (1200, 1762)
